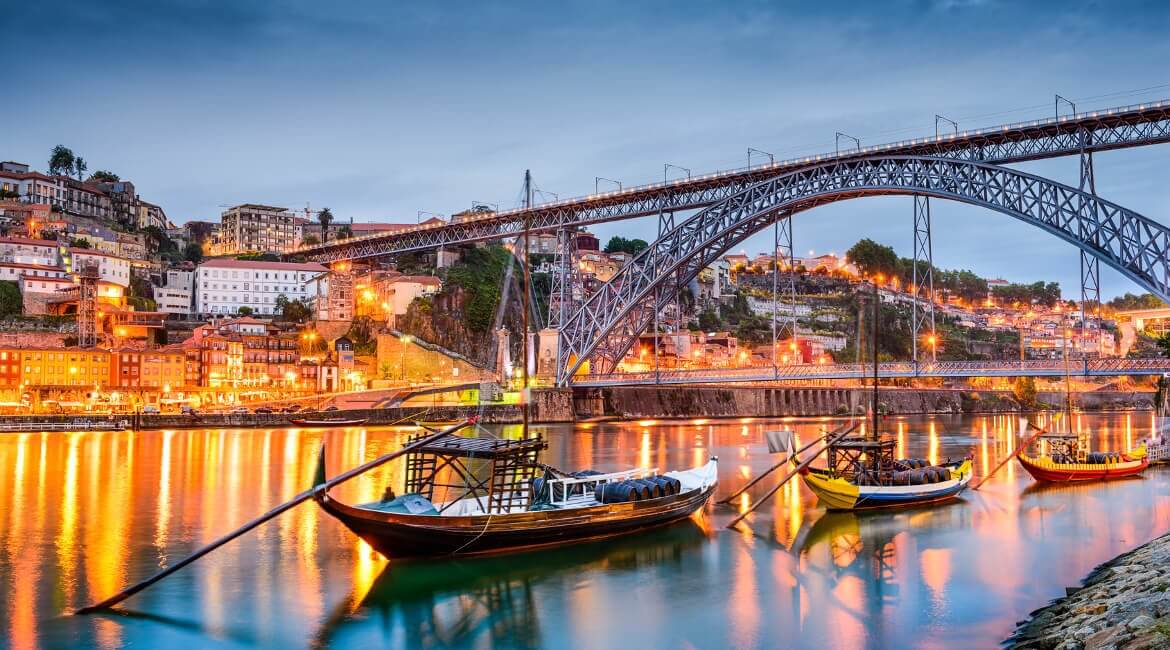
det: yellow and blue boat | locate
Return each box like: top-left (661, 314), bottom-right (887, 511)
top-left (799, 456), bottom-right (972, 511)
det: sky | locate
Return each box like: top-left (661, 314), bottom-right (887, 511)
top-left (6, 0), bottom-right (1170, 299)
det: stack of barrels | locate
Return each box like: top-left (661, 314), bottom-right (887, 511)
top-left (595, 476), bottom-right (683, 503)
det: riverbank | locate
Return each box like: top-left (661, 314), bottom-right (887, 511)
top-left (0, 386), bottom-right (1153, 428)
top-left (1010, 532), bottom-right (1170, 649)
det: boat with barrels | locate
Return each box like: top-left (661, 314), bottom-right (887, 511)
top-left (798, 437), bottom-right (973, 510)
top-left (314, 430), bottom-right (718, 558)
top-left (1016, 432), bottom-right (1147, 482)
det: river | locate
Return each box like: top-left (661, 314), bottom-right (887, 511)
top-left (2, 412), bottom-right (1168, 649)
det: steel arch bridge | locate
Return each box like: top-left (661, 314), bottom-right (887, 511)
top-left (555, 155), bottom-right (1170, 385)
top-left (293, 100), bottom-right (1170, 263)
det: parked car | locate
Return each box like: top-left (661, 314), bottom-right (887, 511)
top-left (229, 407), bottom-right (248, 414)
top-left (180, 405), bottom-right (198, 415)
top-left (284, 404), bottom-right (302, 413)
top-left (142, 405), bottom-right (160, 414)
top-left (254, 407), bottom-right (274, 414)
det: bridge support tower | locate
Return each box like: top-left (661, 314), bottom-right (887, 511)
top-left (1078, 127), bottom-right (1101, 356)
top-left (911, 195), bottom-right (936, 363)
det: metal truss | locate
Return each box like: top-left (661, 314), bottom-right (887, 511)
top-left (911, 195), bottom-right (936, 362)
top-left (546, 228), bottom-right (578, 330)
top-left (555, 155), bottom-right (1170, 384)
top-left (1078, 128), bottom-right (1101, 351)
top-left (772, 216), bottom-right (797, 345)
top-left (571, 357), bottom-right (1170, 387)
top-left (296, 100), bottom-right (1170, 263)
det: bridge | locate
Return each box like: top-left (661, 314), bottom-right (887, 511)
top-left (289, 97), bottom-right (1170, 387)
top-left (571, 358), bottom-right (1170, 387)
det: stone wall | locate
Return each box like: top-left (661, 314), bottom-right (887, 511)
top-left (571, 386), bottom-right (1155, 420)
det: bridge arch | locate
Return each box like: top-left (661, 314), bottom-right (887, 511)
top-left (556, 155), bottom-right (1170, 384)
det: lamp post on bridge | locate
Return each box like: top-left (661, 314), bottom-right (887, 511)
top-left (594, 177), bottom-right (622, 193)
top-left (835, 132), bottom-right (860, 156)
top-left (1055, 94), bottom-right (1077, 119)
top-left (748, 147), bottom-right (774, 168)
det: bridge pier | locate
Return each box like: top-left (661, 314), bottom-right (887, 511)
top-left (911, 195), bottom-right (936, 363)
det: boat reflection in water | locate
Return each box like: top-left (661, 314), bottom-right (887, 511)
top-left (316, 520), bottom-right (708, 648)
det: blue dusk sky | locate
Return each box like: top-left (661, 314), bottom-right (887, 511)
top-left (6, 0), bottom-right (1170, 298)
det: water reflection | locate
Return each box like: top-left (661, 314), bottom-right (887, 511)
top-left (2, 413), bottom-right (1169, 648)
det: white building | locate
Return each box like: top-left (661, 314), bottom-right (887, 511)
top-left (0, 237), bottom-right (59, 266)
top-left (156, 287), bottom-right (192, 315)
top-left (195, 258), bottom-right (328, 316)
top-left (68, 249), bottom-right (132, 287)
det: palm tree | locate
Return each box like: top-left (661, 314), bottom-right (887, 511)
top-left (73, 157), bottom-right (87, 181)
top-left (318, 207), bottom-right (334, 243)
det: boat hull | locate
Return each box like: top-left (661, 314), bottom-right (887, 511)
top-left (316, 483), bottom-right (716, 558)
top-left (1016, 453), bottom-right (1148, 483)
top-left (290, 418), bottom-right (368, 427)
top-left (800, 460), bottom-right (973, 511)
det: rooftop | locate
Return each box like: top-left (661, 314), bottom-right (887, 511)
top-left (199, 258), bottom-right (328, 272)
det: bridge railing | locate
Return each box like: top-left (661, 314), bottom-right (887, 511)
top-left (571, 358), bottom-right (1170, 386)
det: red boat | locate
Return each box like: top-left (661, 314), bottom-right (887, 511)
top-left (1016, 448), bottom-right (1148, 483)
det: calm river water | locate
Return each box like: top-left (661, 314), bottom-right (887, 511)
top-left (3, 412), bottom-right (1170, 649)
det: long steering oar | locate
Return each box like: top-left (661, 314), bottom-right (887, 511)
top-left (971, 416), bottom-right (1052, 490)
top-left (77, 417), bottom-right (477, 614)
top-left (718, 422), bottom-right (858, 505)
top-left (726, 424), bottom-right (858, 530)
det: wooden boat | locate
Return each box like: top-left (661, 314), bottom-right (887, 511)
top-left (797, 438), bottom-right (973, 511)
top-left (314, 431), bottom-right (718, 558)
top-left (290, 417), bottom-right (368, 427)
top-left (1016, 447), bottom-right (1148, 483)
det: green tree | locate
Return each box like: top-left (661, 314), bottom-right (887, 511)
top-left (1012, 376), bottom-right (1038, 408)
top-left (317, 207), bottom-right (334, 243)
top-left (604, 236), bottom-right (649, 255)
top-left (1109, 292), bottom-right (1167, 311)
top-left (0, 189), bottom-right (19, 200)
top-left (336, 224), bottom-right (353, 239)
top-left (48, 145), bottom-right (76, 177)
top-left (73, 157), bottom-right (87, 181)
top-left (0, 281), bottom-right (20, 318)
top-left (281, 298), bottom-right (312, 323)
top-left (302, 234), bottom-right (320, 246)
top-left (69, 238), bottom-right (91, 249)
top-left (142, 225), bottom-right (177, 253)
top-left (238, 306), bottom-right (255, 316)
top-left (846, 239), bottom-right (899, 278)
top-left (697, 309), bottom-right (722, 332)
top-left (88, 170), bottom-right (119, 182)
top-left (183, 242), bottom-right (203, 263)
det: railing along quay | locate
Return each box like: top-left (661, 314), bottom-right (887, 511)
top-left (572, 358), bottom-right (1170, 387)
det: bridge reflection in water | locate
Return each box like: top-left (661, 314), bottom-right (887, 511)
top-left (3, 413), bottom-right (1170, 648)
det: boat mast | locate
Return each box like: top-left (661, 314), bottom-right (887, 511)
top-left (871, 278), bottom-right (879, 440)
top-left (522, 170), bottom-right (532, 437)
top-left (1063, 315), bottom-right (1073, 434)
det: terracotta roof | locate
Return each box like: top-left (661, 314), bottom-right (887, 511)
top-left (0, 237), bottom-right (58, 248)
top-left (199, 258), bottom-right (327, 272)
top-left (0, 262), bottom-right (64, 271)
top-left (387, 275), bottom-right (441, 286)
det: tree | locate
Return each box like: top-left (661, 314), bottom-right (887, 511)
top-left (275, 294), bottom-right (290, 313)
top-left (0, 281), bottom-right (20, 318)
top-left (336, 225), bottom-right (353, 240)
top-left (143, 225), bottom-right (176, 254)
top-left (73, 157), bottom-right (87, 181)
top-left (317, 208), bottom-right (334, 243)
top-left (49, 145), bottom-right (76, 177)
top-left (302, 234), bottom-right (320, 246)
top-left (1156, 332), bottom-right (1170, 359)
top-left (281, 298), bottom-right (312, 323)
top-left (238, 306), bottom-right (255, 316)
top-left (846, 239), bottom-right (899, 278)
top-left (183, 242), bottom-right (203, 263)
top-left (604, 236), bottom-right (649, 255)
top-left (0, 189), bottom-right (19, 200)
top-left (69, 238), bottom-right (91, 249)
top-left (1012, 376), bottom-right (1038, 408)
top-left (89, 170), bottom-right (119, 182)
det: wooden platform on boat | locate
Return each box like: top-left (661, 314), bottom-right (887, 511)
top-left (407, 433), bottom-right (548, 459)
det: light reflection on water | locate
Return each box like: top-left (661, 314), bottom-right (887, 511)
top-left (1, 413), bottom-right (1169, 648)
